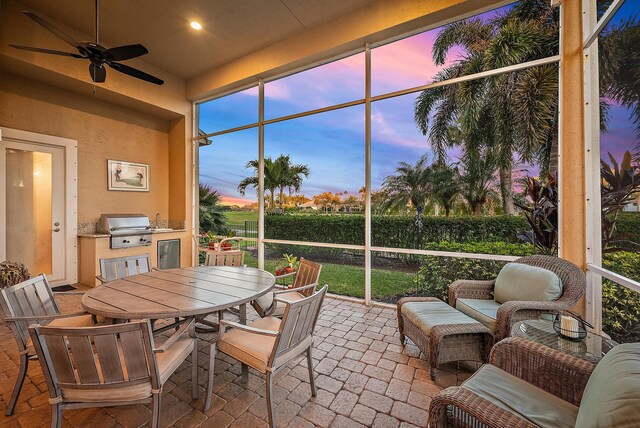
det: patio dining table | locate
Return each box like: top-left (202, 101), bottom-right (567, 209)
top-left (81, 266), bottom-right (276, 378)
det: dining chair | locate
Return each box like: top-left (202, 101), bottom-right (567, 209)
top-left (252, 258), bottom-right (322, 318)
top-left (206, 285), bottom-right (328, 428)
top-left (198, 250), bottom-right (246, 332)
top-left (0, 274), bottom-right (93, 416)
top-left (97, 253), bottom-right (152, 284)
top-left (29, 318), bottom-right (200, 428)
top-left (204, 250), bottom-right (245, 267)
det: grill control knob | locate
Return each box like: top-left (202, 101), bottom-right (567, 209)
top-left (140, 238), bottom-right (145, 242)
top-left (123, 239), bottom-right (130, 243)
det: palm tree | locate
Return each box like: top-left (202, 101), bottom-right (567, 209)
top-left (381, 154), bottom-right (430, 214)
top-left (414, 1), bottom-right (560, 215)
top-left (458, 149), bottom-right (498, 215)
top-left (237, 155), bottom-right (310, 212)
top-left (199, 184), bottom-right (228, 233)
top-left (426, 161), bottom-right (461, 216)
top-left (276, 155), bottom-right (310, 210)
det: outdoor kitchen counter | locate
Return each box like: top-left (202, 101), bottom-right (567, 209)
top-left (78, 229), bottom-right (186, 238)
top-left (78, 229), bottom-right (190, 287)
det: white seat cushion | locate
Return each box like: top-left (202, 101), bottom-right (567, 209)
top-left (494, 263), bottom-right (562, 304)
top-left (401, 300), bottom-right (479, 334)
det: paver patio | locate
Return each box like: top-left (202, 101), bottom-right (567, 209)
top-left (0, 293), bottom-right (474, 428)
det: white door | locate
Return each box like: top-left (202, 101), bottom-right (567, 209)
top-left (1, 129), bottom-right (77, 285)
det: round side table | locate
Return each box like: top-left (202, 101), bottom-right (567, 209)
top-left (512, 319), bottom-right (618, 364)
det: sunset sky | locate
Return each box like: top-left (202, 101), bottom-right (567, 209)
top-left (199, 1), bottom-right (639, 206)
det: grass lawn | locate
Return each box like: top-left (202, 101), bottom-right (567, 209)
top-left (224, 211), bottom-right (258, 224)
top-left (243, 253), bottom-right (415, 300)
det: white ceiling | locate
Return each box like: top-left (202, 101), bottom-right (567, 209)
top-left (16, 0), bottom-right (377, 79)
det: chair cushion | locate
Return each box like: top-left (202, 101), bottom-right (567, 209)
top-left (463, 364), bottom-right (579, 428)
top-left (47, 314), bottom-right (94, 328)
top-left (156, 337), bottom-right (195, 384)
top-left (254, 293), bottom-right (274, 316)
top-left (61, 382), bottom-right (152, 403)
top-left (494, 263), bottom-right (562, 304)
top-left (217, 316), bottom-right (281, 372)
top-left (576, 343), bottom-right (640, 427)
top-left (455, 299), bottom-right (500, 332)
top-left (271, 291), bottom-right (305, 317)
top-left (401, 300), bottom-right (479, 335)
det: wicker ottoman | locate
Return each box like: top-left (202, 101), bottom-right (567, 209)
top-left (397, 297), bottom-right (494, 380)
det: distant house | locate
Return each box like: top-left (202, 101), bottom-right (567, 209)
top-left (300, 201), bottom-right (320, 211)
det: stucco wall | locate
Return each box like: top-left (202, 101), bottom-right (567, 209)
top-left (0, 73), bottom-right (171, 224)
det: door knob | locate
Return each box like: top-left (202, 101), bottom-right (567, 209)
top-left (53, 228), bottom-right (61, 232)
top-left (54, 222), bottom-right (60, 226)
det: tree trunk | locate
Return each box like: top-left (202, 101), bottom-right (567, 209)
top-left (445, 206), bottom-right (450, 217)
top-left (499, 166), bottom-right (515, 215)
top-left (269, 189), bottom-right (275, 212)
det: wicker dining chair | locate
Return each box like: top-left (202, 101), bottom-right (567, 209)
top-left (97, 253), bottom-right (152, 284)
top-left (448, 255), bottom-right (586, 340)
top-left (29, 318), bottom-right (199, 428)
top-left (0, 275), bottom-right (92, 416)
top-left (251, 258), bottom-right (322, 317)
top-left (206, 285), bottom-right (328, 428)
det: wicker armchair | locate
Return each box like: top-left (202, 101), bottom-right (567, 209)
top-left (429, 337), bottom-right (596, 428)
top-left (448, 255), bottom-right (585, 340)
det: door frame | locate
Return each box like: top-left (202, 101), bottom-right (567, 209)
top-left (0, 127), bottom-right (78, 285)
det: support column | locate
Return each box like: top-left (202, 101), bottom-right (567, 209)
top-left (558, 0), bottom-right (586, 315)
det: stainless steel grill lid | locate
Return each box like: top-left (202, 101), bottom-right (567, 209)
top-left (97, 214), bottom-right (152, 248)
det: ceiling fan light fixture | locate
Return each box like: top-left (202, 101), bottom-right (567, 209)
top-left (190, 21), bottom-right (203, 30)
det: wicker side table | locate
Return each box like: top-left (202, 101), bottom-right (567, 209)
top-left (397, 297), bottom-right (494, 380)
top-left (512, 319), bottom-right (617, 364)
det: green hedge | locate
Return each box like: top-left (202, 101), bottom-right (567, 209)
top-left (602, 251), bottom-right (640, 343)
top-left (415, 242), bottom-right (534, 300)
top-left (612, 212), bottom-right (640, 247)
top-left (265, 214), bottom-right (527, 247)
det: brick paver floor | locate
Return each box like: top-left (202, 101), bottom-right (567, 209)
top-left (0, 293), bottom-right (474, 427)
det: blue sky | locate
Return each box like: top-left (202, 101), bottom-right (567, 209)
top-left (199, 1), bottom-right (639, 206)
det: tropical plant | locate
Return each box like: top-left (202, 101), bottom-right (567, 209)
top-left (426, 161), bottom-right (461, 216)
top-left (381, 154), bottom-right (431, 214)
top-left (238, 155), bottom-right (310, 212)
top-left (601, 151), bottom-right (640, 252)
top-left (414, 1), bottom-right (560, 215)
top-left (515, 174), bottom-right (558, 255)
top-left (458, 149), bottom-right (498, 216)
top-left (199, 183), bottom-right (228, 234)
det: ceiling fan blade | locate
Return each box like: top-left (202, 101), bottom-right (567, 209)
top-left (103, 44), bottom-right (149, 61)
top-left (109, 62), bottom-right (164, 85)
top-left (89, 63), bottom-right (106, 83)
top-left (10, 44), bottom-right (84, 58)
top-left (23, 11), bottom-right (81, 49)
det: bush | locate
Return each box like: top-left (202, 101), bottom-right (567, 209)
top-left (415, 242), bottom-right (534, 301)
top-left (265, 214), bottom-right (528, 247)
top-left (612, 212), bottom-right (640, 248)
top-left (602, 252), bottom-right (640, 343)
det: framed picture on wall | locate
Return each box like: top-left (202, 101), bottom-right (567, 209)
top-left (107, 160), bottom-right (149, 192)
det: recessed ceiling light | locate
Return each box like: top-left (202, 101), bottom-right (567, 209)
top-left (190, 21), bottom-right (202, 30)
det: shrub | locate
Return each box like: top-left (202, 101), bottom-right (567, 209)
top-left (611, 212), bottom-right (640, 248)
top-left (265, 214), bottom-right (528, 247)
top-left (602, 251), bottom-right (640, 343)
top-left (415, 242), bottom-right (534, 301)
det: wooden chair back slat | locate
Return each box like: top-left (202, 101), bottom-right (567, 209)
top-left (275, 286), bottom-right (327, 358)
top-left (292, 259), bottom-right (322, 297)
top-left (66, 336), bottom-right (100, 384)
top-left (93, 334), bottom-right (125, 383)
top-left (99, 254), bottom-right (152, 282)
top-left (0, 275), bottom-right (61, 347)
top-left (120, 330), bottom-right (149, 380)
top-left (205, 251), bottom-right (245, 267)
top-left (43, 335), bottom-right (77, 384)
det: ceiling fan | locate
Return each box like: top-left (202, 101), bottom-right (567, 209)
top-left (10, 0), bottom-right (164, 85)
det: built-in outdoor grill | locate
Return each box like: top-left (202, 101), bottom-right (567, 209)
top-left (97, 214), bottom-right (152, 249)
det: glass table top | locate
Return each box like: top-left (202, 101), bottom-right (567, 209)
top-left (512, 319), bottom-right (618, 363)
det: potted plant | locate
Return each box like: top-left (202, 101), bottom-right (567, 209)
top-left (220, 230), bottom-right (236, 251)
top-left (282, 253), bottom-right (298, 274)
top-left (275, 266), bottom-right (284, 276)
top-left (206, 232), bottom-right (221, 250)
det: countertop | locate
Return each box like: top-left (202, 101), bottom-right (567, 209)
top-left (78, 228), bottom-right (187, 238)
